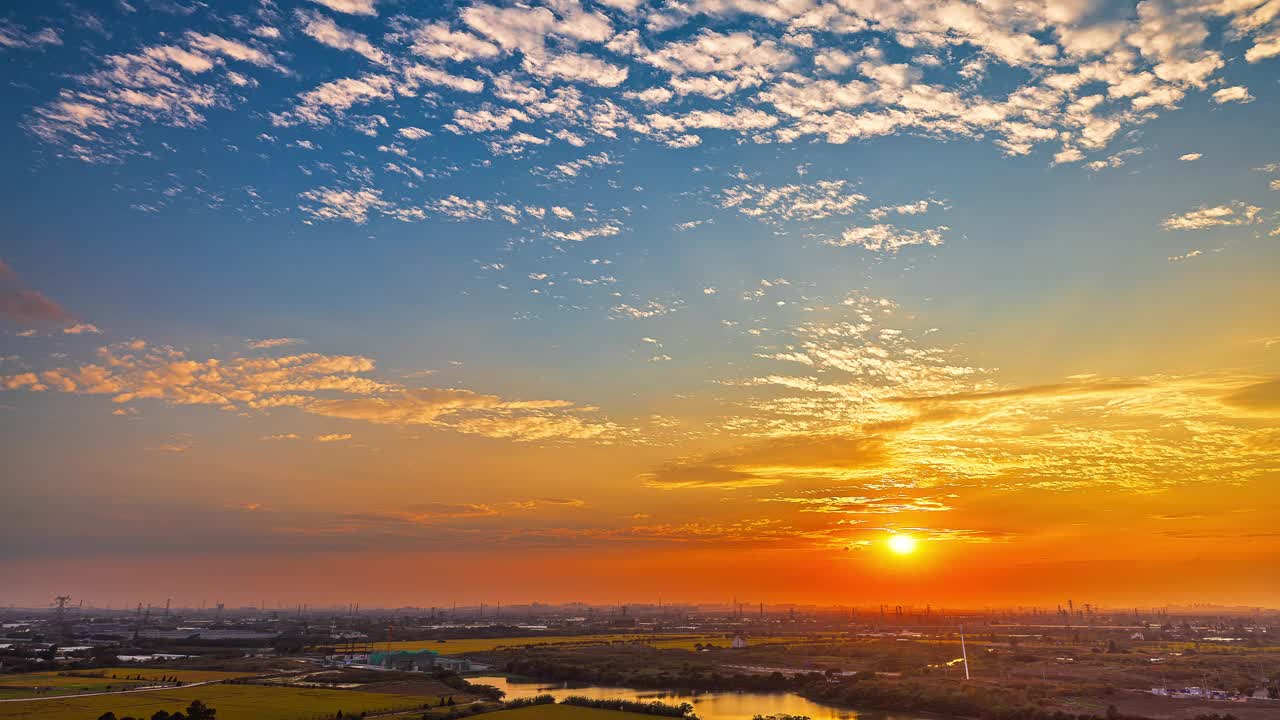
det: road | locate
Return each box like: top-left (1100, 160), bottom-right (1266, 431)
top-left (0, 678), bottom-right (224, 703)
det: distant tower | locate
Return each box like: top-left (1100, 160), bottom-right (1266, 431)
top-left (52, 595), bottom-right (73, 640)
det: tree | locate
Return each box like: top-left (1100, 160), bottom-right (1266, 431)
top-left (98, 714), bottom-right (118, 720)
top-left (151, 712), bottom-right (172, 720)
top-left (185, 700), bottom-right (215, 720)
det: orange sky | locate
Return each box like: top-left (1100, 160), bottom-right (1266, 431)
top-left (3, 0), bottom-right (1280, 610)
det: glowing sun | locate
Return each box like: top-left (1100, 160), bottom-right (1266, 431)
top-left (888, 534), bottom-right (917, 555)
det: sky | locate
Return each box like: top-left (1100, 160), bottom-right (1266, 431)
top-left (1, 0), bottom-right (1278, 611)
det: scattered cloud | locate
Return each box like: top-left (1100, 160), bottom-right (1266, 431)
top-left (829, 224), bottom-right (948, 252)
top-left (314, 433), bottom-right (352, 442)
top-left (1162, 201), bottom-right (1263, 230)
top-left (310, 0), bottom-right (378, 17)
top-left (1211, 86), bottom-right (1254, 104)
top-left (247, 337), bottom-right (306, 350)
top-left (0, 339), bottom-right (620, 443)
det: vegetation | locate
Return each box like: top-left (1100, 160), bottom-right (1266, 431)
top-left (0, 684), bottom-right (442, 720)
top-left (0, 670), bottom-right (250, 700)
top-left (433, 669), bottom-right (505, 701)
top-left (559, 697), bottom-right (694, 719)
top-left (480, 706), bottom-right (671, 720)
top-left (501, 695), bottom-right (558, 710)
top-left (93, 698), bottom-right (216, 720)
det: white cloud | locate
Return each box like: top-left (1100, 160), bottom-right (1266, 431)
top-left (272, 74), bottom-right (395, 128)
top-left (247, 338), bottom-right (306, 349)
top-left (0, 20), bottom-right (61, 51)
top-left (400, 64), bottom-right (485, 93)
top-left (401, 21), bottom-right (500, 62)
top-left (1211, 85), bottom-right (1254, 104)
top-left (524, 51), bottom-right (629, 88)
top-left (397, 126), bottom-right (430, 140)
top-left (1162, 201), bottom-right (1262, 230)
top-left (722, 179), bottom-right (867, 222)
top-left (296, 9), bottom-right (386, 65)
top-left (1179, 152), bottom-right (1202, 161)
top-left (310, 0), bottom-right (378, 16)
top-left (829, 224), bottom-right (948, 252)
top-left (298, 187), bottom-right (389, 224)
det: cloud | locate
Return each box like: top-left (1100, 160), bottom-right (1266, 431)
top-left (722, 179), bottom-right (867, 222)
top-left (524, 51), bottom-right (628, 88)
top-left (25, 32), bottom-right (281, 160)
top-left (1211, 85), bottom-right (1254, 104)
top-left (310, 0), bottom-right (378, 16)
top-left (0, 20), bottom-right (62, 51)
top-left (1162, 201), bottom-right (1262, 230)
top-left (829, 224), bottom-right (948, 251)
top-left (1179, 152), bottom-right (1202, 161)
top-left (1, 338), bottom-right (622, 443)
top-left (611, 300), bottom-right (681, 319)
top-left (641, 433), bottom-right (890, 490)
top-left (768, 494), bottom-right (956, 514)
top-left (298, 186), bottom-right (389, 223)
top-left (272, 74), bottom-right (395, 128)
top-left (18, 0), bottom-right (1279, 172)
top-left (307, 388), bottom-right (620, 441)
top-left (247, 337), bottom-right (306, 349)
top-left (314, 433), bottom-right (353, 442)
top-left (0, 262), bottom-right (74, 325)
top-left (1220, 378), bottom-right (1280, 412)
top-left (146, 433), bottom-right (193, 453)
top-left (536, 151), bottom-right (617, 181)
top-left (399, 21), bottom-right (500, 62)
top-left (397, 126), bottom-right (431, 140)
top-left (296, 9), bottom-right (386, 65)
top-left (63, 322), bottom-right (102, 335)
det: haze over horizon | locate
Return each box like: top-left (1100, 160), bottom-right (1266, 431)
top-left (1, 0), bottom-right (1278, 611)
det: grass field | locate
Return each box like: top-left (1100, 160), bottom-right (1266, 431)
top-left (352, 633), bottom-right (811, 655)
top-left (0, 683), bottom-right (435, 720)
top-left (0, 669), bottom-right (253, 700)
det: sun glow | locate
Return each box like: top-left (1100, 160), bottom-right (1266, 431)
top-left (888, 534), bottom-right (917, 555)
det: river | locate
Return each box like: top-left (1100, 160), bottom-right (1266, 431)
top-left (468, 675), bottom-right (934, 720)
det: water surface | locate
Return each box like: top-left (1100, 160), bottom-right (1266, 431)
top-left (469, 675), bottom-right (935, 720)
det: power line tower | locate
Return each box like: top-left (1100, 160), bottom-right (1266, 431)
top-left (52, 595), bottom-right (73, 640)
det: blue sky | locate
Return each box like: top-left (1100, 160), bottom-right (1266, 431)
top-left (1, 0), bottom-right (1278, 607)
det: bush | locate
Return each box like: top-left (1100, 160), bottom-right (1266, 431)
top-left (504, 695), bottom-right (557, 709)
top-left (560, 697), bottom-right (695, 718)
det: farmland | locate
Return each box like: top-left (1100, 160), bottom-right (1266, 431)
top-left (0, 668), bottom-right (253, 700)
top-left (0, 683), bottom-right (441, 720)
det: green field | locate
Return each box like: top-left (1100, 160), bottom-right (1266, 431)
top-left (0, 669), bottom-right (252, 700)
top-left (0, 684), bottom-right (434, 720)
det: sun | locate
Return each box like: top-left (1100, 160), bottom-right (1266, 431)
top-left (888, 534), bottom-right (917, 555)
